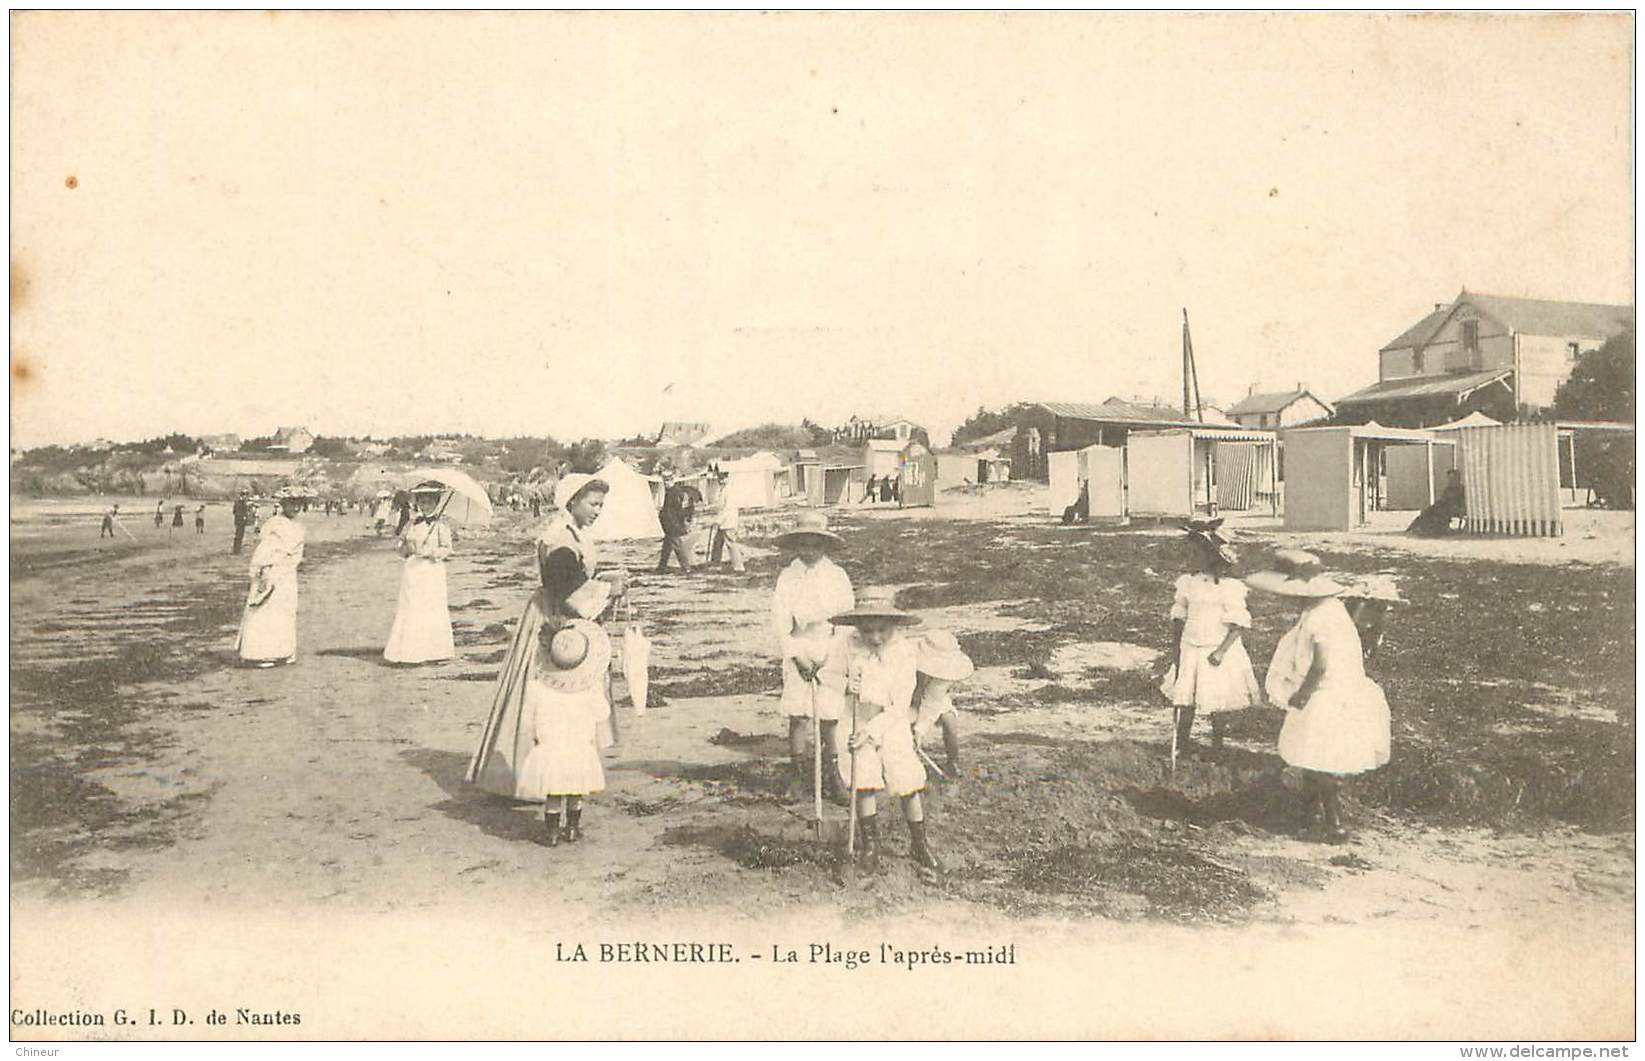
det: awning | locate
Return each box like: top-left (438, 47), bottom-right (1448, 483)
top-left (1336, 368), bottom-right (1513, 406)
top-left (1130, 427), bottom-right (1279, 443)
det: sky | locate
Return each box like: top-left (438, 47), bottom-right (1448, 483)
top-left (10, 12), bottom-right (1634, 450)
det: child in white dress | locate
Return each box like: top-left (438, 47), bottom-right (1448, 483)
top-left (517, 620), bottom-right (612, 847)
top-left (1161, 519), bottom-right (1262, 755)
top-left (1250, 550), bottom-right (1392, 844)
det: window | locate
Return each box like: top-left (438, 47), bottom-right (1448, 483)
top-left (1413, 349), bottom-right (1426, 374)
top-left (1461, 319), bottom-right (1479, 354)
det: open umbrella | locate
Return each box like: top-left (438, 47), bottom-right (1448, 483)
top-left (397, 468), bottom-right (495, 526)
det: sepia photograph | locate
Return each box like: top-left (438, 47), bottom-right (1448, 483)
top-left (8, 10), bottom-right (1636, 1044)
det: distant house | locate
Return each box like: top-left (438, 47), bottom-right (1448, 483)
top-left (82, 438), bottom-right (115, 452)
top-left (201, 433), bottom-right (242, 454)
top-left (656, 421), bottom-right (712, 447)
top-left (836, 414), bottom-right (924, 445)
top-left (420, 440), bottom-right (466, 463)
top-left (1226, 387), bottom-right (1334, 430)
top-left (268, 426), bottom-right (315, 454)
top-left (1336, 290), bottom-right (1634, 426)
top-left (355, 440), bottom-right (391, 457)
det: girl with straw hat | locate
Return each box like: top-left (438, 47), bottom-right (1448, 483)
top-left (769, 511), bottom-right (854, 804)
top-left (515, 620), bottom-right (614, 846)
top-left (383, 481), bottom-right (457, 665)
top-left (1249, 549), bottom-right (1392, 844)
top-left (821, 587), bottom-right (945, 883)
top-left (1160, 519), bottom-right (1262, 756)
top-left (912, 629), bottom-right (975, 779)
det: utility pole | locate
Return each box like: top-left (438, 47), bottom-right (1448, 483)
top-left (1181, 309), bottom-right (1205, 422)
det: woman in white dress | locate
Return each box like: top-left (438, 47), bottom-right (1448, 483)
top-left (383, 482), bottom-right (457, 665)
top-left (1250, 549), bottom-right (1392, 844)
top-left (236, 486), bottom-right (308, 668)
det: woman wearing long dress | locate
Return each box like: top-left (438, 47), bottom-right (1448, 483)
top-left (383, 483), bottom-right (457, 665)
top-left (466, 478), bottom-right (626, 801)
top-left (236, 486), bottom-right (308, 667)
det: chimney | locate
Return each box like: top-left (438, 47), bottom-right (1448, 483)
top-left (1435, 303), bottom-right (1445, 312)
top-left (1247, 383), bottom-right (1257, 397)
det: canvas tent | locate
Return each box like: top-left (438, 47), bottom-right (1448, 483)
top-left (719, 451), bottom-right (783, 510)
top-left (556, 457), bottom-right (662, 541)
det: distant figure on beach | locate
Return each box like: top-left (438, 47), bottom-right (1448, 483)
top-left (100, 504), bottom-right (119, 539)
top-left (154, 500), bottom-right (166, 528)
top-left (1062, 480), bottom-right (1090, 525)
top-left (655, 470), bottom-right (699, 575)
top-left (232, 489), bottom-right (252, 554)
top-left (172, 504), bottom-right (185, 530)
top-left (383, 482), bottom-right (457, 665)
top-left (863, 475), bottom-right (877, 504)
top-left (236, 486), bottom-right (308, 668)
top-left (1407, 470), bottom-right (1465, 537)
top-left (195, 505), bottom-right (206, 534)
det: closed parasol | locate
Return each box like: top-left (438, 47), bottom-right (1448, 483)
top-left (396, 468), bottom-right (495, 526)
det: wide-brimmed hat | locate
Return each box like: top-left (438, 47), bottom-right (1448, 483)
top-left (1182, 518), bottom-right (1238, 567)
top-left (534, 619), bottom-right (612, 693)
top-left (776, 511), bottom-right (843, 550)
top-left (831, 586), bottom-right (922, 628)
top-left (273, 485), bottom-right (312, 501)
top-left (409, 480), bottom-right (447, 496)
top-left (916, 629), bottom-right (974, 680)
top-left (1247, 549), bottom-right (1344, 598)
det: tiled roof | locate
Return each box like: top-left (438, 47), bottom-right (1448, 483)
top-left (1336, 368), bottom-right (1513, 406)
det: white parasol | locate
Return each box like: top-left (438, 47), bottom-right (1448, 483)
top-left (397, 468), bottom-right (495, 526)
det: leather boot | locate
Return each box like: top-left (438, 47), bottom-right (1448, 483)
top-left (563, 805), bottom-right (583, 843)
top-left (823, 755), bottom-right (850, 807)
top-left (1175, 706), bottom-right (1197, 756)
top-left (539, 812), bottom-right (561, 848)
top-left (909, 819), bottom-right (944, 882)
top-left (855, 814), bottom-right (881, 874)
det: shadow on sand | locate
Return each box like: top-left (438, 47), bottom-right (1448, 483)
top-left (399, 746), bottom-right (543, 845)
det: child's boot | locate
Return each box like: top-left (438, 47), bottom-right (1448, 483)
top-left (908, 820), bottom-right (944, 884)
top-left (823, 754), bottom-right (849, 806)
top-left (1175, 705), bottom-right (1197, 755)
top-left (563, 803), bottom-right (583, 843)
top-left (784, 755), bottom-right (809, 803)
top-left (540, 812), bottom-right (561, 848)
top-left (855, 814), bottom-right (881, 874)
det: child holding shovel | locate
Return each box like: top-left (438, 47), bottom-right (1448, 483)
top-left (1161, 519), bottom-right (1262, 757)
top-left (770, 511), bottom-right (854, 805)
top-left (823, 588), bottom-right (945, 883)
top-left (912, 629), bottom-right (974, 779)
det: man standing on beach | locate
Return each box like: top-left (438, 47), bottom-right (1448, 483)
top-left (154, 500), bottom-right (166, 528)
top-left (232, 489), bottom-right (252, 554)
top-left (656, 470), bottom-right (699, 574)
top-left (100, 504), bottom-right (119, 539)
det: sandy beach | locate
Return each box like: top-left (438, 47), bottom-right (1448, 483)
top-left (8, 488), bottom-right (1634, 1039)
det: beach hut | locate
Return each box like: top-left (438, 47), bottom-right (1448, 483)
top-left (898, 442), bottom-right (937, 508)
top-left (557, 457), bottom-right (662, 541)
top-left (719, 451), bottom-right (783, 511)
top-left (1047, 444), bottom-right (1126, 521)
top-left (1281, 424), bottom-right (1453, 531)
top-left (1454, 423), bottom-right (1564, 536)
top-left (1126, 427), bottom-right (1279, 520)
top-left (863, 439), bottom-right (904, 479)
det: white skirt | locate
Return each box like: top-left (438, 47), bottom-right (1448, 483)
top-left (237, 566), bottom-right (299, 662)
top-left (1277, 677), bottom-right (1392, 776)
top-left (516, 681), bottom-right (607, 797)
top-left (1160, 640), bottom-right (1262, 713)
top-left (384, 558), bottom-right (456, 664)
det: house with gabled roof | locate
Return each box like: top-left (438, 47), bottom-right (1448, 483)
top-left (268, 426), bottom-right (315, 454)
top-left (1226, 387), bottom-right (1334, 430)
top-left (1336, 290), bottom-right (1633, 426)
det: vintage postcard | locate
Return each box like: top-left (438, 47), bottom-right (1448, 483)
top-left (8, 10), bottom-right (1635, 1045)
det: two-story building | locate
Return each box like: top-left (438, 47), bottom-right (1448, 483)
top-left (836, 414), bottom-right (924, 445)
top-left (268, 426), bottom-right (315, 454)
top-left (1336, 291), bottom-right (1633, 427)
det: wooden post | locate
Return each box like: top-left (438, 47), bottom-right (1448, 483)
top-left (1425, 439), bottom-right (1435, 507)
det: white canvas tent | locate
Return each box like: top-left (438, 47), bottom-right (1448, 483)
top-left (720, 451), bottom-right (783, 510)
top-left (555, 457), bottom-right (662, 541)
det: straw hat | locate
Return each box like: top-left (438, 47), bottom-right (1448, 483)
top-left (273, 484), bottom-right (312, 501)
top-left (409, 479), bottom-right (446, 496)
top-left (534, 620), bottom-right (613, 693)
top-left (775, 510), bottom-right (843, 550)
top-left (831, 586), bottom-right (922, 628)
top-left (1247, 549), bottom-right (1344, 598)
top-left (1182, 517), bottom-right (1238, 567)
top-left (916, 629), bottom-right (974, 680)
